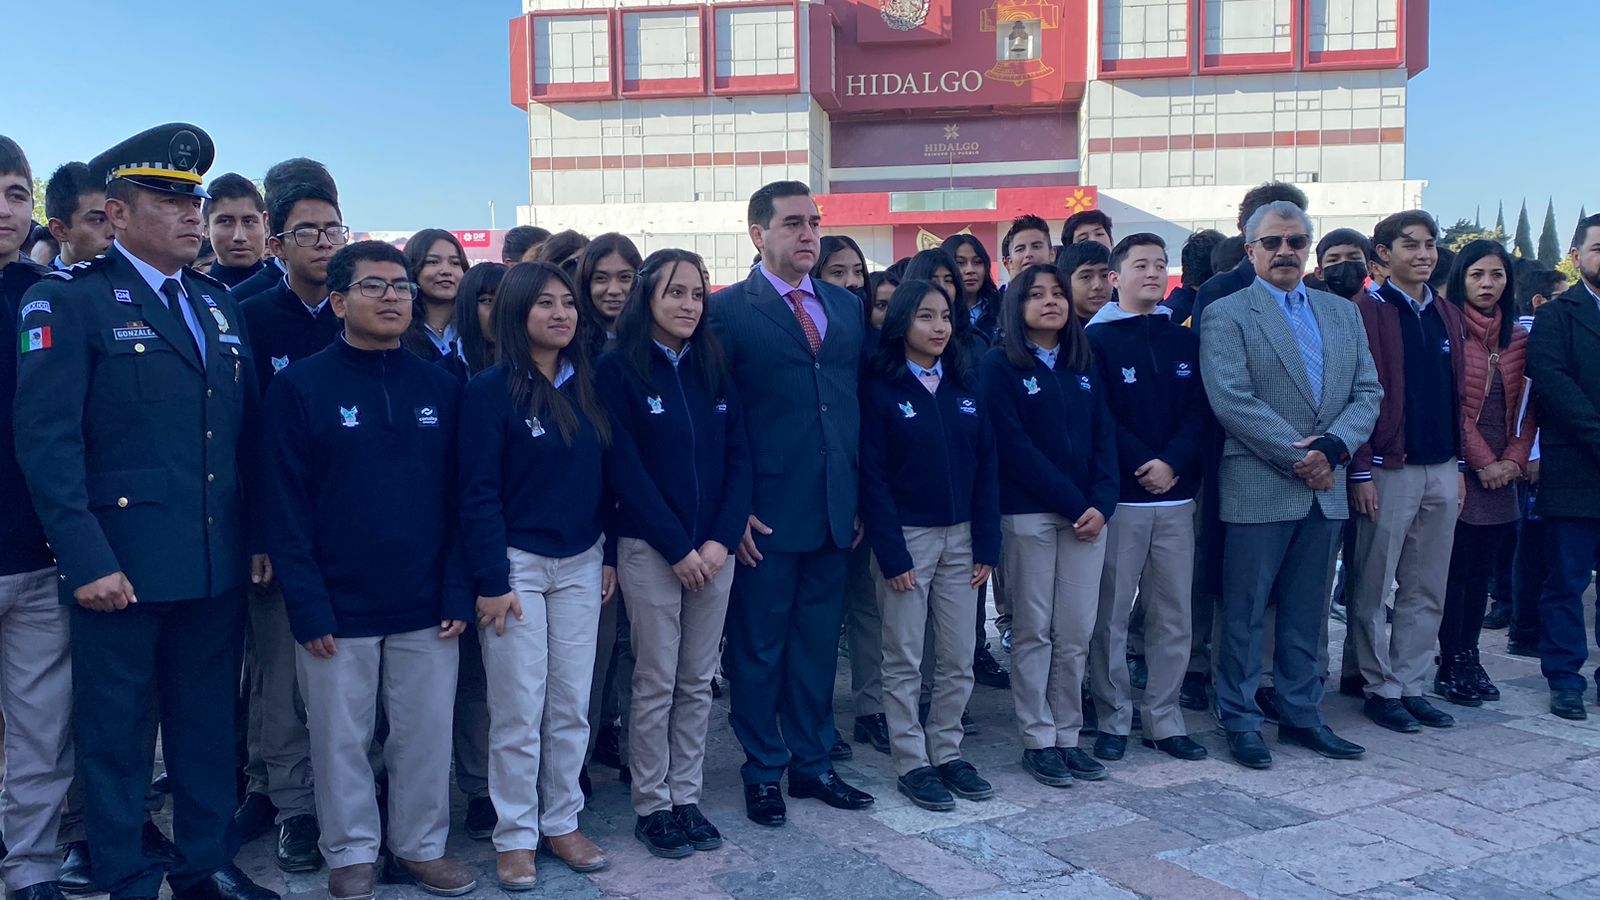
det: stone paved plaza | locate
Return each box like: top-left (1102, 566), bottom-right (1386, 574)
top-left (202, 600), bottom-right (1600, 899)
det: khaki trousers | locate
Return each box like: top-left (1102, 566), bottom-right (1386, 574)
top-left (296, 626), bottom-right (458, 868)
top-left (243, 587), bottom-right (314, 821)
top-left (1346, 463), bottom-right (1459, 699)
top-left (0, 567), bottom-right (73, 890)
top-left (876, 526), bottom-right (979, 775)
top-left (618, 538), bottom-right (733, 814)
top-left (482, 541), bottom-right (602, 850)
top-left (1090, 502), bottom-right (1195, 740)
top-left (1003, 513), bottom-right (1108, 749)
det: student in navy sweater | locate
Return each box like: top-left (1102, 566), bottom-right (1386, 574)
top-left (458, 261), bottom-right (615, 885)
top-left (860, 279), bottom-right (1000, 812)
top-left (596, 248), bottom-right (751, 858)
top-left (440, 261), bottom-right (505, 384)
top-left (1084, 234), bottom-right (1211, 765)
top-left (263, 241), bottom-right (475, 900)
top-left (979, 263), bottom-right (1119, 788)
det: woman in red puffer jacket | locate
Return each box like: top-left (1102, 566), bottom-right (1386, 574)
top-left (1435, 239), bottom-right (1535, 706)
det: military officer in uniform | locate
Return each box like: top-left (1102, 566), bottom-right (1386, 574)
top-left (13, 124), bottom-right (278, 900)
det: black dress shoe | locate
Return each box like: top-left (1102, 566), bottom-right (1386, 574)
top-left (1506, 639), bottom-right (1540, 658)
top-left (1142, 735), bottom-right (1208, 761)
top-left (275, 814), bottom-right (324, 873)
top-left (897, 766), bottom-right (955, 811)
top-left (744, 782), bottom-right (786, 827)
top-left (13, 883), bottom-right (65, 900)
top-left (1550, 689), bottom-right (1588, 720)
top-left (464, 795), bottom-right (497, 840)
top-left (142, 821), bottom-right (178, 863)
top-left (1126, 655), bottom-right (1148, 692)
top-left (1277, 724), bottom-right (1364, 759)
top-left (1092, 733), bottom-right (1126, 761)
top-left (1464, 650), bottom-right (1499, 701)
top-left (671, 803), bottom-right (722, 851)
top-left (1020, 748), bottom-right (1073, 787)
top-left (1060, 747), bottom-right (1106, 781)
top-left (1226, 731), bottom-right (1272, 769)
top-left (973, 648), bottom-right (1011, 689)
top-left (634, 810), bottom-right (692, 859)
top-left (1482, 601), bottom-right (1511, 630)
top-left (935, 759), bottom-right (993, 801)
top-left (1254, 687), bottom-right (1281, 724)
top-left (1401, 696), bottom-right (1454, 728)
top-left (59, 842), bottom-right (94, 896)
top-left (170, 863), bottom-right (280, 900)
top-left (1179, 672), bottom-right (1209, 711)
top-left (829, 730), bottom-right (853, 761)
top-left (233, 792), bottom-right (277, 845)
top-left (1364, 696), bottom-right (1421, 733)
top-left (1339, 675), bottom-right (1366, 698)
top-left (788, 770), bottom-right (874, 810)
top-left (853, 714), bottom-right (890, 754)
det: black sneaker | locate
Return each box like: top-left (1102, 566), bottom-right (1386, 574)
top-left (634, 810), bottom-right (692, 859)
top-left (1060, 747), bottom-right (1107, 781)
top-left (1021, 748), bottom-right (1073, 787)
top-left (671, 804), bottom-right (722, 851)
top-left (464, 796), bottom-right (497, 840)
top-left (897, 766), bottom-right (955, 811)
top-left (934, 759), bottom-right (994, 801)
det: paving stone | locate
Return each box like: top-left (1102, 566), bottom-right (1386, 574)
top-left (1473, 837), bottom-right (1600, 892)
top-left (1547, 754), bottom-right (1600, 787)
top-left (1158, 846), bottom-right (1341, 900)
top-left (1413, 866), bottom-right (1550, 900)
top-left (857, 836), bottom-right (1006, 897)
top-left (866, 795), bottom-right (1029, 836)
top-left (1552, 873), bottom-right (1600, 900)
top-left (714, 849), bottom-right (937, 900)
top-left (1114, 786), bottom-right (1260, 842)
top-left (964, 871), bottom-right (1138, 900)
top-left (1205, 756), bottom-right (1353, 797)
top-left (1042, 821), bottom-right (1202, 869)
top-left (1511, 794), bottom-right (1600, 833)
top-left (1219, 819), bottom-right (1381, 867)
top-left (1349, 886), bottom-right (1453, 900)
top-left (987, 801), bottom-right (1144, 844)
top-left (1443, 769), bottom-right (1591, 812)
top-left (1277, 774), bottom-right (1416, 815)
top-left (1277, 837), bottom-right (1447, 895)
top-left (926, 823), bottom-right (1074, 885)
top-left (1504, 713), bottom-right (1600, 750)
top-left (1165, 780), bottom-right (1319, 831)
top-left (1390, 793), bottom-right (1563, 850)
top-left (1336, 806), bottom-right (1500, 866)
top-left (1092, 857), bottom-right (1250, 900)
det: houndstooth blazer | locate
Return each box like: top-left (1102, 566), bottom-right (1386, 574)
top-left (1198, 279), bottom-right (1382, 525)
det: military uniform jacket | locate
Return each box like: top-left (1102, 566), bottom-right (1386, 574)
top-left (14, 246), bottom-right (257, 604)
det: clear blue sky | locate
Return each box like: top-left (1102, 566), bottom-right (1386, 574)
top-left (9, 1), bottom-right (1591, 235)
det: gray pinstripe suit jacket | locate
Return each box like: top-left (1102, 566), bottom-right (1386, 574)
top-left (1199, 279), bottom-right (1383, 525)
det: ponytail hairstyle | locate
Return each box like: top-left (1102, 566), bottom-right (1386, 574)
top-left (491, 261), bottom-right (610, 447)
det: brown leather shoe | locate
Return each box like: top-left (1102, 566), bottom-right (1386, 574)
top-left (495, 849), bottom-right (538, 892)
top-left (395, 855), bottom-right (478, 896)
top-left (328, 863), bottom-right (375, 900)
top-left (541, 830), bottom-right (609, 872)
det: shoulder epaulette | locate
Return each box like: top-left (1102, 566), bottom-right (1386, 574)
top-left (43, 255), bottom-right (112, 281)
top-left (185, 265), bottom-right (232, 292)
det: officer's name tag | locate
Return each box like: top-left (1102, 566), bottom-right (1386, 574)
top-left (218, 334), bottom-right (241, 344)
top-left (113, 325), bottom-right (158, 341)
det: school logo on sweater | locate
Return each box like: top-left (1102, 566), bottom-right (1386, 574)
top-left (715, 400), bottom-right (728, 413)
top-left (1078, 375), bottom-right (1093, 392)
top-left (271, 355), bottom-right (290, 373)
top-left (898, 401), bottom-right (917, 419)
top-left (526, 417), bottom-right (546, 438)
top-left (339, 406), bottom-right (360, 428)
top-left (1121, 366), bottom-right (1137, 384)
top-left (1022, 376), bottom-right (1040, 395)
top-left (958, 398), bottom-right (978, 415)
top-left (647, 396), bottom-right (665, 415)
top-left (1175, 361), bottom-right (1193, 379)
top-left (415, 407), bottom-right (439, 427)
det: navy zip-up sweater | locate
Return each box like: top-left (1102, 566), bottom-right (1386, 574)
top-left (1, 258), bottom-right (55, 575)
top-left (208, 258), bottom-right (266, 289)
top-left (979, 345), bottom-right (1119, 520)
top-left (595, 346), bottom-right (752, 566)
top-left (859, 366), bottom-right (1001, 578)
top-left (240, 277), bottom-right (342, 393)
top-left (459, 363), bottom-right (608, 597)
top-left (1086, 312), bottom-right (1211, 504)
top-left (264, 337), bottom-right (470, 643)
top-left (232, 256), bottom-right (286, 302)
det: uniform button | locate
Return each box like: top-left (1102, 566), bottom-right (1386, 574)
top-left (205, 431), bottom-right (213, 440)
top-left (207, 389), bottom-right (213, 398)
top-left (820, 403), bottom-right (829, 412)
top-left (814, 362), bottom-right (821, 370)
top-left (207, 516), bottom-right (214, 525)
top-left (231, 347), bottom-right (239, 356)
top-left (134, 343), bottom-right (146, 353)
top-left (207, 473), bottom-right (215, 482)
top-left (117, 497), bottom-right (128, 508)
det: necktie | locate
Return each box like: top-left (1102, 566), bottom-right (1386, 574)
top-left (159, 278), bottom-right (202, 355)
top-left (917, 370), bottom-right (940, 394)
top-left (786, 289), bottom-right (822, 356)
top-left (1285, 292), bottom-right (1323, 405)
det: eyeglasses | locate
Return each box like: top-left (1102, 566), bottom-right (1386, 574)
top-left (274, 225), bottom-right (352, 247)
top-left (1250, 233), bottom-right (1311, 252)
top-left (340, 277), bottom-right (419, 300)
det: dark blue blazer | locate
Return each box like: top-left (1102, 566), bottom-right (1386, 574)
top-left (709, 269), bottom-right (864, 553)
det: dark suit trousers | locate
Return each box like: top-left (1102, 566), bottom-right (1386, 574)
top-left (725, 544), bottom-right (847, 784)
top-left (1216, 506), bottom-right (1341, 733)
top-left (1511, 486), bottom-right (1546, 648)
top-left (72, 593), bottom-right (246, 900)
top-left (1539, 517), bottom-right (1600, 692)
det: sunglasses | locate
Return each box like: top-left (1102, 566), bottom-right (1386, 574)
top-left (1250, 234), bottom-right (1311, 252)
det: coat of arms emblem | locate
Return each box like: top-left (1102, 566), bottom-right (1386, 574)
top-left (880, 0), bottom-right (930, 31)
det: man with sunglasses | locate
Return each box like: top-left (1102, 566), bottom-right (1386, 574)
top-left (1199, 200), bottom-right (1381, 770)
top-left (233, 179), bottom-right (348, 872)
top-left (1341, 210), bottom-right (1467, 734)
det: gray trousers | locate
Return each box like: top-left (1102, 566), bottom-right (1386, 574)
top-left (1091, 503), bottom-right (1195, 740)
top-left (243, 588), bottom-right (315, 821)
top-left (452, 627), bottom-right (490, 800)
top-left (845, 543), bottom-right (882, 718)
top-left (1216, 507), bottom-right (1342, 733)
top-left (877, 526), bottom-right (978, 775)
top-left (0, 567), bottom-right (73, 891)
top-left (296, 627), bottom-right (458, 868)
top-left (1004, 513), bottom-right (1107, 749)
top-left (618, 539), bottom-right (733, 815)
top-left (486, 543), bottom-right (602, 849)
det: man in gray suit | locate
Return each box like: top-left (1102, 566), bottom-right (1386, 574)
top-left (1200, 200), bottom-right (1382, 770)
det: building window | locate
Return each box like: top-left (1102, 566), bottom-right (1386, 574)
top-left (714, 5), bottom-right (796, 78)
top-left (1102, 0), bottom-right (1188, 61)
top-left (624, 10), bottom-right (701, 81)
top-left (534, 15), bottom-right (610, 85)
top-left (1203, 0), bottom-right (1292, 56)
top-left (1308, 0), bottom-right (1397, 53)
